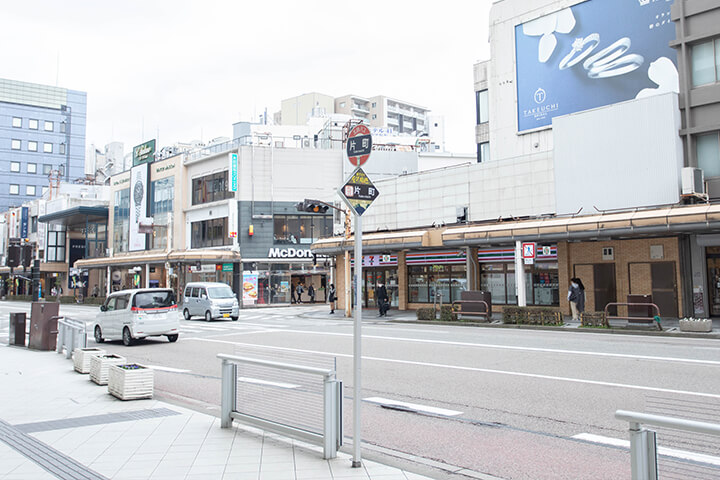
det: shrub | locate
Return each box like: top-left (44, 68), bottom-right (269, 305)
top-left (581, 311), bottom-right (608, 328)
top-left (439, 306), bottom-right (458, 322)
top-left (503, 306), bottom-right (563, 325)
top-left (416, 308), bottom-right (436, 321)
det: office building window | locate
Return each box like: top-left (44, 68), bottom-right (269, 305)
top-left (191, 217), bottom-right (231, 248)
top-left (9, 184), bottom-right (19, 195)
top-left (46, 230), bottom-right (66, 262)
top-left (44, 121), bottom-right (53, 131)
top-left (11, 139), bottom-right (21, 150)
top-left (697, 132), bottom-right (720, 178)
top-left (43, 143), bottom-right (53, 153)
top-left (28, 141), bottom-right (37, 152)
top-left (477, 142), bottom-right (490, 163)
top-left (28, 119), bottom-right (38, 130)
top-left (59, 122), bottom-right (66, 133)
top-left (26, 185), bottom-right (36, 196)
top-left (27, 163), bottom-right (37, 174)
top-left (371, 102), bottom-right (377, 108)
top-left (149, 177), bottom-right (174, 250)
top-left (43, 164), bottom-right (52, 175)
top-left (10, 162), bottom-right (20, 172)
top-left (692, 39), bottom-right (720, 87)
top-left (12, 117), bottom-right (21, 128)
top-left (273, 214), bottom-right (332, 244)
top-left (476, 89), bottom-right (489, 124)
top-left (113, 188), bottom-right (130, 253)
top-left (31, 216), bottom-right (38, 233)
top-left (59, 143), bottom-right (66, 155)
top-left (191, 171), bottom-right (233, 205)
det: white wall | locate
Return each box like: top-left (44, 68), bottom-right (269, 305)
top-left (554, 93), bottom-right (683, 213)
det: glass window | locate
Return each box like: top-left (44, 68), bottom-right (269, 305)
top-left (59, 143), bottom-right (66, 155)
top-left (11, 139), bottom-right (21, 150)
top-left (273, 214), bottom-right (332, 244)
top-left (43, 143), bottom-right (52, 153)
top-left (113, 188), bottom-right (130, 253)
top-left (12, 117), bottom-right (21, 128)
top-left (28, 119), bottom-right (38, 130)
top-left (191, 171), bottom-right (231, 205)
top-left (9, 184), bottom-right (19, 195)
top-left (27, 163), bottom-right (37, 174)
top-left (190, 217), bottom-right (231, 248)
top-left (407, 264), bottom-right (466, 304)
top-left (476, 89), bottom-right (489, 124)
top-left (31, 216), bottom-right (37, 233)
top-left (28, 141), bottom-right (37, 152)
top-left (133, 291), bottom-right (175, 308)
top-left (698, 132), bottom-right (720, 178)
top-left (59, 122), bottom-right (66, 133)
top-left (477, 142), bottom-right (490, 163)
top-left (692, 40), bottom-right (717, 87)
top-left (10, 162), bottom-right (20, 172)
top-left (46, 230), bottom-right (66, 262)
top-left (44, 121), bottom-right (53, 132)
top-left (26, 185), bottom-right (36, 196)
top-left (43, 164), bottom-right (52, 175)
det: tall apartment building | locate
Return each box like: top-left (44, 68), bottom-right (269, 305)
top-left (334, 94), bottom-right (430, 134)
top-left (0, 78), bottom-right (87, 211)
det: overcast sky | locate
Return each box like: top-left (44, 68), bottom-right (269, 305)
top-left (0, 1), bottom-right (491, 155)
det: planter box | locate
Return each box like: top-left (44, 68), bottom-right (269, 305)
top-left (679, 319), bottom-right (713, 333)
top-left (72, 348), bottom-right (106, 374)
top-left (89, 354), bottom-right (127, 385)
top-left (108, 364), bottom-right (154, 400)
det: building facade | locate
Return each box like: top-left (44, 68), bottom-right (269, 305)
top-left (0, 78), bottom-right (87, 211)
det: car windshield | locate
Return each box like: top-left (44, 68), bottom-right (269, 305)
top-left (133, 291), bottom-right (176, 308)
top-left (207, 286), bottom-right (235, 299)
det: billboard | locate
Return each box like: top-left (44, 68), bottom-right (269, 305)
top-left (129, 163), bottom-right (149, 251)
top-left (515, 0), bottom-right (677, 132)
top-left (133, 139), bottom-right (156, 166)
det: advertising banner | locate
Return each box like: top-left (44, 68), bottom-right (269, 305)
top-left (132, 139), bottom-right (156, 166)
top-left (515, 0), bottom-right (677, 132)
top-left (129, 163), bottom-right (149, 251)
top-left (20, 207), bottom-right (28, 238)
top-left (242, 272), bottom-right (258, 305)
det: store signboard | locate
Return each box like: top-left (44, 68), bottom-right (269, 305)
top-left (132, 139), bottom-right (156, 166)
top-left (515, 0), bottom-right (677, 132)
top-left (20, 207), bottom-right (28, 238)
top-left (222, 263), bottom-right (234, 272)
top-left (242, 271), bottom-right (258, 305)
top-left (228, 152), bottom-right (238, 192)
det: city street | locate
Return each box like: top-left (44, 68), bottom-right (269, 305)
top-left (2, 301), bottom-right (720, 479)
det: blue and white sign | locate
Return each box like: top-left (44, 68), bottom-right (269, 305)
top-left (515, 0), bottom-right (678, 132)
top-left (20, 207), bottom-right (28, 238)
top-left (228, 152), bottom-right (238, 192)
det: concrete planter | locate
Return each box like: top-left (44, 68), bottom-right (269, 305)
top-left (108, 364), bottom-right (154, 400)
top-left (89, 354), bottom-right (127, 385)
top-left (679, 318), bottom-right (713, 333)
top-left (72, 348), bottom-right (106, 374)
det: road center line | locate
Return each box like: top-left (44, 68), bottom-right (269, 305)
top-left (184, 338), bottom-right (720, 400)
top-left (274, 329), bottom-right (720, 366)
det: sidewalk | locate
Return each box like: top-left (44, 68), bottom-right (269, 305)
top-left (0, 345), bottom-right (433, 480)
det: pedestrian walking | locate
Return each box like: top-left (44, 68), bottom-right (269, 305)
top-left (568, 277), bottom-right (585, 321)
top-left (328, 284), bottom-right (336, 314)
top-left (308, 284), bottom-right (315, 303)
top-left (296, 283), bottom-right (304, 304)
top-left (375, 282), bottom-right (389, 317)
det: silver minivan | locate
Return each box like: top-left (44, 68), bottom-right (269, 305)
top-left (182, 282), bottom-right (239, 321)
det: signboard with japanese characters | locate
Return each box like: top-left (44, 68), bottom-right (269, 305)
top-left (338, 167), bottom-right (379, 216)
top-left (346, 124), bottom-right (372, 167)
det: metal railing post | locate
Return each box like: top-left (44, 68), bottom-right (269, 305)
top-left (323, 373), bottom-right (338, 459)
top-left (629, 422), bottom-right (657, 480)
top-left (66, 325), bottom-right (74, 359)
top-left (220, 359), bottom-right (236, 428)
top-left (56, 322), bottom-right (64, 354)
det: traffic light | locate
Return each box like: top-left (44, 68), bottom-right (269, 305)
top-left (296, 199), bottom-right (329, 214)
top-left (21, 244), bottom-right (33, 268)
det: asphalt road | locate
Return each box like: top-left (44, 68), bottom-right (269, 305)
top-left (2, 301), bottom-right (719, 479)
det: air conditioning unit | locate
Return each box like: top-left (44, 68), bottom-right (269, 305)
top-left (682, 167), bottom-right (704, 195)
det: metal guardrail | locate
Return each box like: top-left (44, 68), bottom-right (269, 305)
top-left (55, 317), bottom-right (87, 359)
top-left (604, 303), bottom-right (662, 330)
top-left (218, 353), bottom-right (342, 459)
top-left (615, 409), bottom-right (720, 479)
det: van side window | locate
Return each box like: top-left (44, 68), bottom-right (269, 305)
top-left (116, 295), bottom-right (130, 310)
top-left (105, 297), bottom-right (117, 311)
top-left (191, 287), bottom-right (199, 298)
top-left (184, 287), bottom-right (192, 298)
top-left (199, 288), bottom-right (206, 298)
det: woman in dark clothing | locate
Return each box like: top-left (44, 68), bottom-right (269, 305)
top-left (328, 284), bottom-right (336, 314)
top-left (568, 277), bottom-right (585, 321)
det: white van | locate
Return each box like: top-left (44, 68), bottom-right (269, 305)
top-left (93, 288), bottom-right (180, 346)
top-left (182, 282), bottom-right (239, 321)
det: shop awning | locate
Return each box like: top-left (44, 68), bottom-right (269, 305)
top-left (311, 230), bottom-right (430, 255)
top-left (74, 249), bottom-right (242, 269)
top-left (442, 204), bottom-right (720, 246)
top-left (38, 206), bottom-right (108, 226)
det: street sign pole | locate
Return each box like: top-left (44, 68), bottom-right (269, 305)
top-left (352, 213), bottom-right (362, 468)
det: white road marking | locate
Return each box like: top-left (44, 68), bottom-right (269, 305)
top-left (574, 433), bottom-right (720, 467)
top-left (364, 327), bottom-right (449, 334)
top-left (364, 397), bottom-right (462, 416)
top-left (144, 365), bottom-right (190, 373)
top-left (274, 330), bottom-right (720, 367)
top-left (184, 338), bottom-right (720, 400)
top-left (237, 377), bottom-right (300, 389)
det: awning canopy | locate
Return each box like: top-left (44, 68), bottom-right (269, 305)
top-left (74, 249), bottom-right (242, 269)
top-left (38, 206), bottom-right (109, 226)
top-left (311, 230), bottom-right (430, 255)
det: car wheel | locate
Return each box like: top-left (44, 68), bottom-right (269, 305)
top-left (122, 327), bottom-right (134, 346)
top-left (231, 316), bottom-right (238, 321)
top-left (183, 308), bottom-right (191, 320)
top-left (94, 326), bottom-right (104, 343)
top-left (205, 311), bottom-right (212, 322)
top-left (166, 334), bottom-right (179, 343)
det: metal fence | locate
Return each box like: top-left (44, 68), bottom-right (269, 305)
top-left (218, 352), bottom-right (342, 459)
top-left (55, 317), bottom-right (86, 359)
top-left (615, 409), bottom-right (720, 480)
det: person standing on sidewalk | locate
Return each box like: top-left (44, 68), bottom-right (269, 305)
top-left (376, 282), bottom-right (389, 317)
top-left (308, 284), bottom-right (315, 303)
top-left (328, 284), bottom-right (336, 314)
top-left (568, 277), bottom-right (585, 321)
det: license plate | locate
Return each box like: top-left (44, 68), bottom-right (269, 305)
top-left (223, 313), bottom-right (229, 318)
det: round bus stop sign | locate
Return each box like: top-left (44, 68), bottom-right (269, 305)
top-left (346, 124), bottom-right (372, 167)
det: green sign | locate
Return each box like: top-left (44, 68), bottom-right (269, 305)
top-left (222, 263), bottom-right (234, 272)
top-left (133, 139), bottom-right (156, 166)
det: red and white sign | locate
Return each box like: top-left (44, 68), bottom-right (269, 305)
top-left (521, 242), bottom-right (536, 259)
top-left (346, 124), bottom-right (372, 167)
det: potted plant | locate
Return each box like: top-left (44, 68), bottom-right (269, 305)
top-left (679, 317), bottom-right (713, 333)
top-left (72, 347), bottom-right (106, 374)
top-left (107, 364), bottom-right (154, 400)
top-left (89, 354), bottom-right (127, 385)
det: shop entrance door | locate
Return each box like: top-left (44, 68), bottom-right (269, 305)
top-left (651, 262), bottom-right (678, 318)
top-left (364, 269), bottom-right (398, 308)
top-left (593, 263), bottom-right (617, 315)
top-left (707, 248), bottom-right (720, 316)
